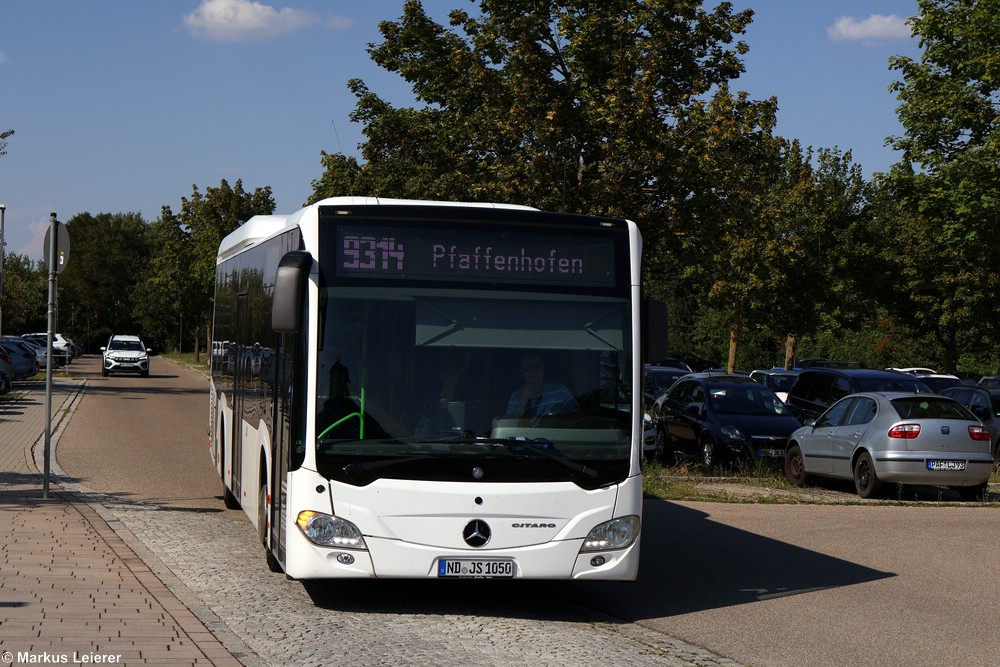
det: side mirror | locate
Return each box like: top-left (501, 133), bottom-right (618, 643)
top-left (272, 251), bottom-right (313, 333)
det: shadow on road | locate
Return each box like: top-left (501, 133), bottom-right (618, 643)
top-left (301, 498), bottom-right (893, 622)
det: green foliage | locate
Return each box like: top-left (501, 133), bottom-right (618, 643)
top-left (0, 253), bottom-right (47, 334)
top-left (136, 180), bottom-right (275, 356)
top-left (58, 212), bottom-right (153, 349)
top-left (882, 0), bottom-right (1000, 370)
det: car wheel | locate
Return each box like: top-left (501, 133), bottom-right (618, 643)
top-left (654, 428), bottom-right (674, 464)
top-left (958, 482), bottom-right (989, 502)
top-left (784, 444), bottom-right (808, 486)
top-left (258, 485), bottom-right (282, 573)
top-left (102, 367), bottom-right (109, 377)
top-left (700, 437), bottom-right (715, 468)
top-left (853, 451), bottom-right (883, 499)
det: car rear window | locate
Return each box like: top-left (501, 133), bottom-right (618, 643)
top-left (890, 397), bottom-right (974, 420)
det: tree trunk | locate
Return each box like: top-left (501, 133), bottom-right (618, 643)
top-left (727, 302), bottom-right (741, 374)
top-left (194, 324), bottom-right (201, 363)
top-left (784, 335), bottom-right (797, 370)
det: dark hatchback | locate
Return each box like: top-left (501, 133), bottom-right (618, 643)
top-left (652, 373), bottom-right (801, 467)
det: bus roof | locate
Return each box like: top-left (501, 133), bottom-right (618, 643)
top-left (217, 197), bottom-right (540, 262)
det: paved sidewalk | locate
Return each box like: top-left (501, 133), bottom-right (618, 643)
top-left (0, 375), bottom-right (242, 666)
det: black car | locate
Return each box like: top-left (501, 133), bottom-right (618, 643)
top-left (642, 365), bottom-right (689, 412)
top-left (785, 368), bottom-right (933, 422)
top-left (652, 373), bottom-right (801, 467)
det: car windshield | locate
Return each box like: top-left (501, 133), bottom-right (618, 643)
top-left (109, 340), bottom-right (144, 351)
top-left (890, 397), bottom-right (974, 420)
top-left (709, 385), bottom-right (790, 416)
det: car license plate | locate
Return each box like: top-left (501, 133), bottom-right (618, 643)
top-left (927, 459), bottom-right (966, 471)
top-left (438, 558), bottom-right (514, 578)
top-left (757, 448), bottom-right (784, 458)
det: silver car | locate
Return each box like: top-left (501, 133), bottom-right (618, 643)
top-left (785, 392), bottom-right (993, 500)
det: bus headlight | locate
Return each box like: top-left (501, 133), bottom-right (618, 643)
top-left (296, 511), bottom-right (368, 550)
top-left (581, 515), bottom-right (640, 552)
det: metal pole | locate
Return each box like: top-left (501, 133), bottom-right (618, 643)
top-left (43, 213), bottom-right (57, 499)
top-left (0, 203), bottom-right (6, 338)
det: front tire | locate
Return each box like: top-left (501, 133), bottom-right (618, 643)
top-left (259, 485), bottom-right (282, 573)
top-left (700, 437), bottom-right (715, 469)
top-left (853, 451), bottom-right (883, 499)
top-left (784, 444), bottom-right (808, 486)
top-left (655, 428), bottom-right (674, 465)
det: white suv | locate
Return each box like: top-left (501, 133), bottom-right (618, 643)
top-left (101, 335), bottom-right (151, 377)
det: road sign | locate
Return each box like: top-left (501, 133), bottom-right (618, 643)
top-left (43, 219), bottom-right (70, 274)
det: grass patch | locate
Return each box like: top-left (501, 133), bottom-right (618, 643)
top-left (160, 351), bottom-right (210, 374)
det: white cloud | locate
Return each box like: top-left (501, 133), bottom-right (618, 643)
top-left (827, 14), bottom-right (911, 43)
top-left (184, 0), bottom-right (317, 42)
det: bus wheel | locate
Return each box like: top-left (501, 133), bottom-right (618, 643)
top-left (259, 485), bottom-right (282, 573)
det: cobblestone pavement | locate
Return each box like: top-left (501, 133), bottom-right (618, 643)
top-left (26, 364), bottom-right (744, 667)
top-left (0, 376), bottom-right (241, 666)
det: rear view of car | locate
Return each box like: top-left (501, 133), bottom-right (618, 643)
top-left (0, 340), bottom-right (36, 380)
top-left (785, 392), bottom-right (993, 500)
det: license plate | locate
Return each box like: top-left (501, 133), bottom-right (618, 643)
top-left (757, 448), bottom-right (785, 458)
top-left (927, 459), bottom-right (966, 471)
top-left (438, 558), bottom-right (514, 578)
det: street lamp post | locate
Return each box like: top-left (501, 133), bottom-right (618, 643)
top-left (0, 203), bottom-right (5, 338)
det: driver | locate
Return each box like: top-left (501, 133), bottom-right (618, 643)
top-left (506, 353), bottom-right (577, 417)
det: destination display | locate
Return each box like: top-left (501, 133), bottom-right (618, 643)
top-left (332, 224), bottom-right (618, 288)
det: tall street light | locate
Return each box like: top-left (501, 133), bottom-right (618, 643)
top-left (0, 203), bottom-right (5, 338)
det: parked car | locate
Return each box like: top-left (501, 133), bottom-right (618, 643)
top-left (5, 336), bottom-right (47, 371)
top-left (797, 358), bottom-right (863, 369)
top-left (0, 348), bottom-right (15, 382)
top-left (785, 368), bottom-right (933, 423)
top-left (651, 373), bottom-right (801, 466)
top-left (21, 333), bottom-right (72, 366)
top-left (101, 334), bottom-right (151, 377)
top-left (977, 375), bottom-right (1000, 387)
top-left (785, 392), bottom-right (993, 500)
top-left (911, 373), bottom-right (963, 393)
top-left (749, 369), bottom-right (800, 402)
top-left (940, 385), bottom-right (1000, 458)
top-left (663, 352), bottom-right (718, 372)
top-left (0, 339), bottom-right (38, 379)
top-left (642, 365), bottom-right (689, 412)
top-left (0, 367), bottom-right (11, 394)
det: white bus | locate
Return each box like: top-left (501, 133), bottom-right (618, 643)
top-left (210, 197), bottom-right (667, 580)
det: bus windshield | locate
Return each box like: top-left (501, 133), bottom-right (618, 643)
top-left (314, 286), bottom-right (632, 488)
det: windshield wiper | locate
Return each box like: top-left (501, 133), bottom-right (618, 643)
top-left (342, 454), bottom-right (433, 477)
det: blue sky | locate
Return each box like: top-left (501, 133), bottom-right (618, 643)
top-left (0, 0), bottom-right (920, 261)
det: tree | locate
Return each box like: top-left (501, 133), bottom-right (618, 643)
top-left (58, 212), bottom-right (152, 348)
top-left (312, 0), bottom-right (753, 231)
top-left (883, 0), bottom-right (1000, 370)
top-left (0, 253), bottom-right (47, 334)
top-left (670, 87), bottom-right (874, 371)
top-left (150, 180), bottom-right (275, 360)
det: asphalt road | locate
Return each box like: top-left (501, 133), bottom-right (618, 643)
top-left (55, 354), bottom-right (1000, 666)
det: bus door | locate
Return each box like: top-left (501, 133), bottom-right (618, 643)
top-left (269, 331), bottom-right (299, 566)
top-left (232, 292), bottom-right (249, 503)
